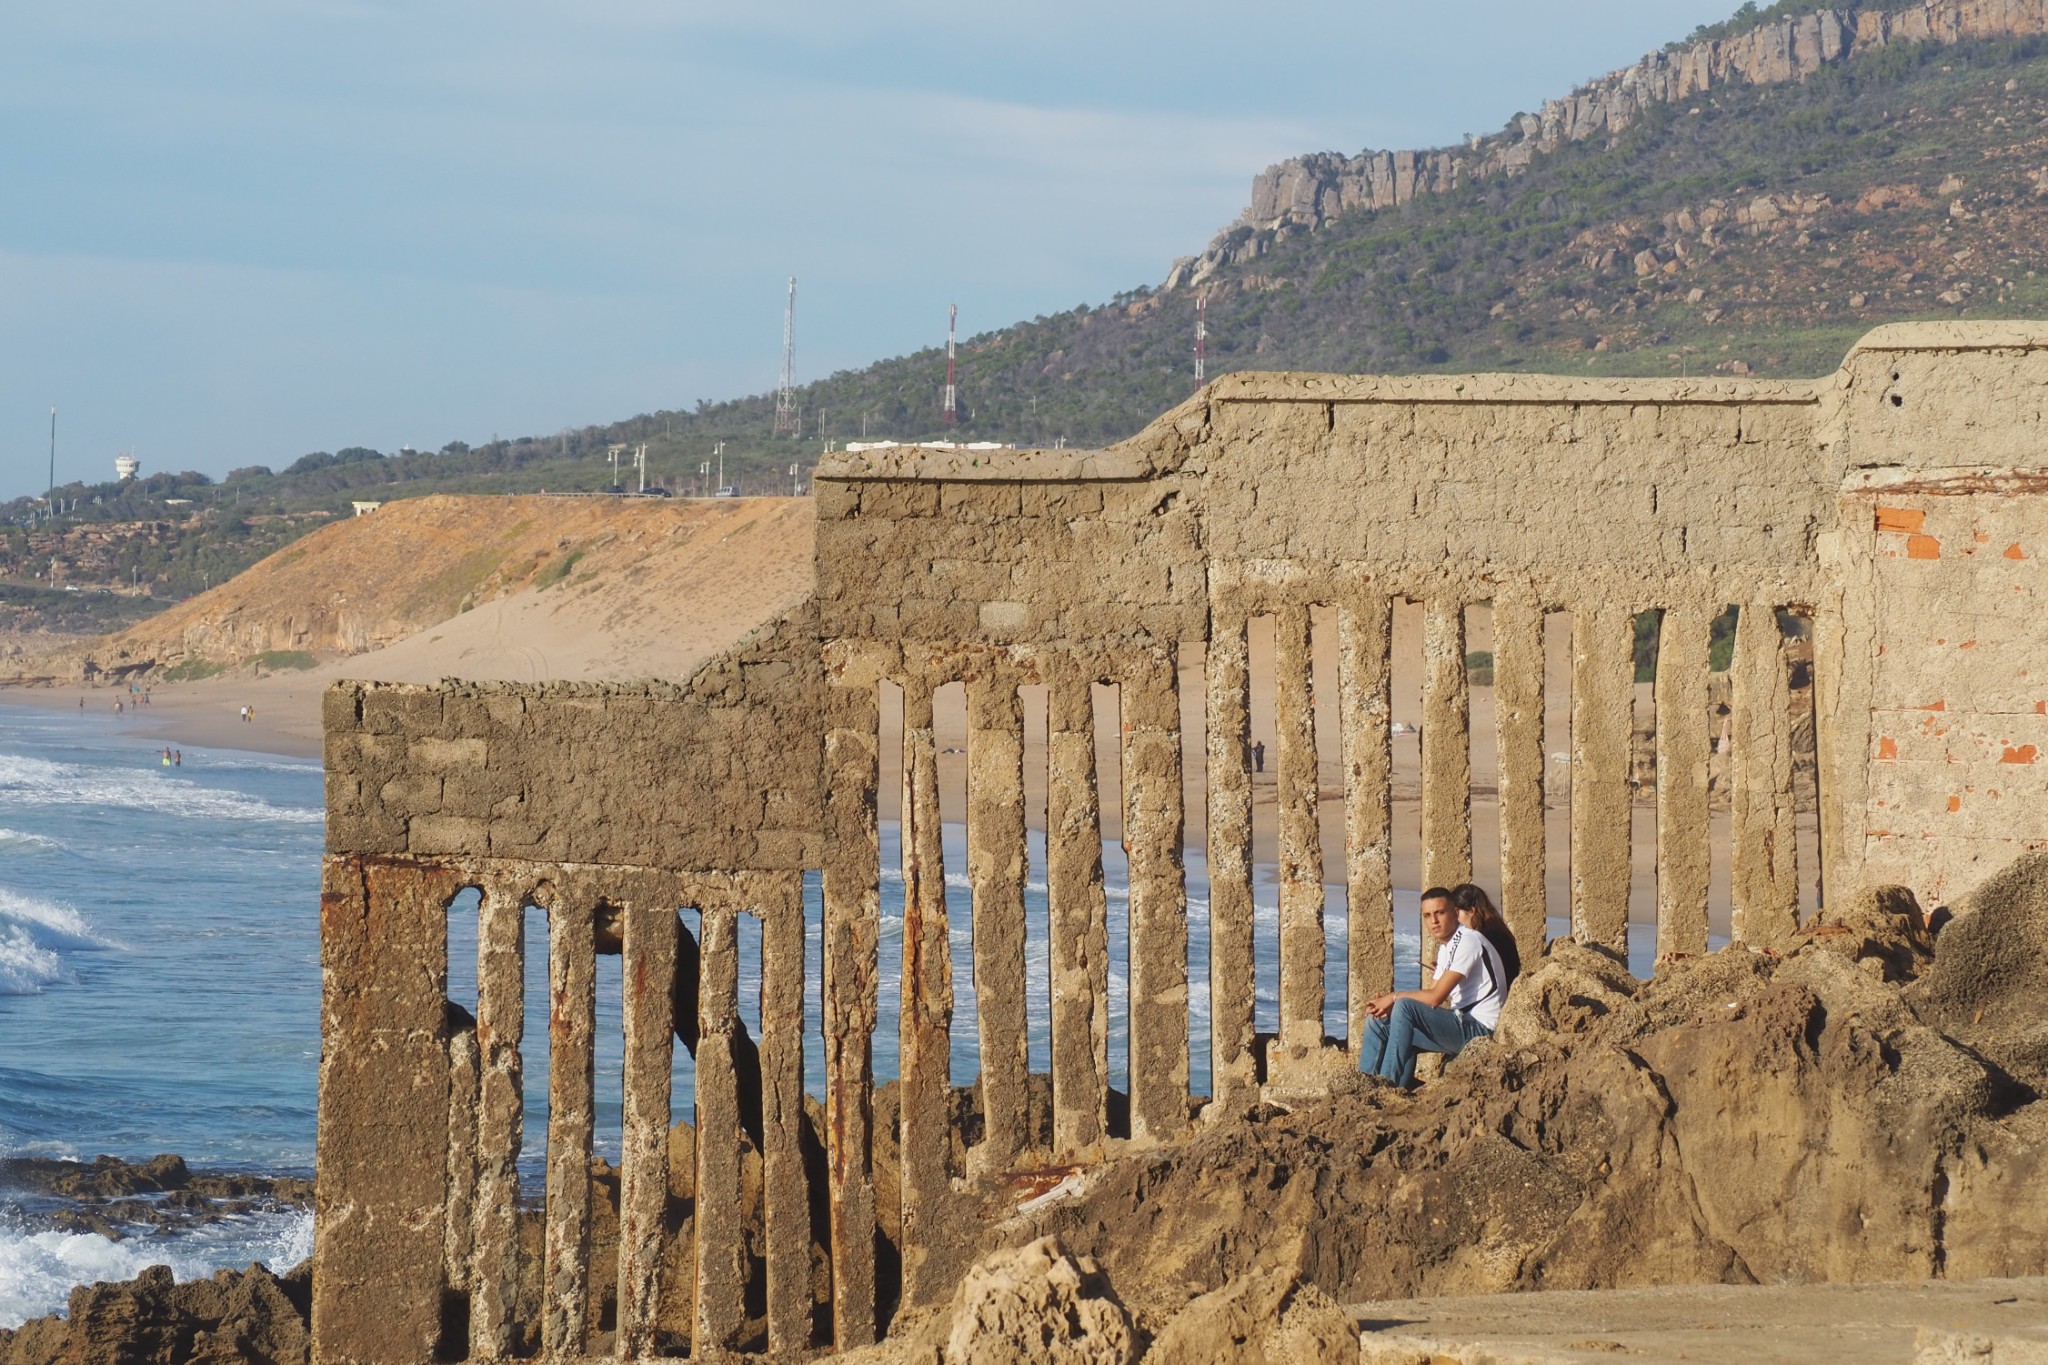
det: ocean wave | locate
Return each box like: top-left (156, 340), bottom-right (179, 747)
top-left (0, 828), bottom-right (63, 853)
top-left (0, 1207), bottom-right (313, 1329)
top-left (0, 888), bottom-right (116, 997)
top-left (0, 755), bottom-right (320, 826)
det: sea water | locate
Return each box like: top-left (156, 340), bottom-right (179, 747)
top-left (0, 697), bottom-right (1641, 1329)
top-left (0, 702), bottom-right (322, 1328)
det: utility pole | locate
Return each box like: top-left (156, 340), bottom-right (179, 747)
top-left (790, 462), bottom-right (800, 496)
top-left (943, 304), bottom-right (958, 425)
top-left (716, 442), bottom-right (726, 494)
top-left (774, 277), bottom-right (798, 436)
top-left (47, 407), bottom-right (56, 515)
top-left (699, 459), bottom-right (710, 498)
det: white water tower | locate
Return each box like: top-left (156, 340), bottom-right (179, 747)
top-left (114, 452), bottom-right (140, 482)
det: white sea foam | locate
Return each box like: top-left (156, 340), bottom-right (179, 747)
top-left (0, 755), bottom-right (320, 826)
top-left (0, 887), bottom-right (115, 996)
top-left (0, 1207), bottom-right (313, 1329)
top-left (0, 828), bottom-right (62, 853)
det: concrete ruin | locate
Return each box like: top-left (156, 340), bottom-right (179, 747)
top-left (315, 322), bottom-right (2047, 1361)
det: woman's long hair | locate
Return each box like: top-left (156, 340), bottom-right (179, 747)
top-left (1451, 883), bottom-right (1521, 983)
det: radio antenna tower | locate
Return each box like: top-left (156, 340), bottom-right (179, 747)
top-left (943, 304), bottom-right (958, 425)
top-left (1194, 294), bottom-right (1207, 387)
top-left (773, 276), bottom-right (799, 436)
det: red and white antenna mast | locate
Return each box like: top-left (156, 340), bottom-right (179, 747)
top-left (773, 276), bottom-right (798, 436)
top-left (1194, 293), bottom-right (1207, 387)
top-left (943, 303), bottom-right (958, 425)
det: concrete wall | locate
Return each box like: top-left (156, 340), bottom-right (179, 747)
top-left (316, 322), bottom-right (2048, 1362)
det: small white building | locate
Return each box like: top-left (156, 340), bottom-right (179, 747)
top-left (114, 453), bottom-right (140, 482)
top-left (352, 501), bottom-right (383, 516)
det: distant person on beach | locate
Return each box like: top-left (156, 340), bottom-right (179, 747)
top-left (240, 705), bottom-right (249, 723)
top-left (1359, 886), bottom-right (1509, 1089)
top-left (1252, 740), bottom-right (1265, 773)
top-left (173, 750), bottom-right (182, 767)
top-left (1451, 882), bottom-right (1521, 987)
top-left (161, 747), bottom-right (171, 766)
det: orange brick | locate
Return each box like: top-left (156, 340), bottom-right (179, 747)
top-left (1949, 795), bottom-right (1962, 812)
top-left (1924, 700), bottom-right (1947, 712)
top-left (2002, 745), bottom-right (2041, 765)
top-left (1906, 534), bottom-right (1942, 560)
top-left (2007, 543), bottom-right (2028, 560)
top-left (1877, 736), bottom-right (1898, 760)
top-left (1875, 506), bottom-right (1926, 533)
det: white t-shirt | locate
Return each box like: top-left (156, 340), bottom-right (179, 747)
top-left (1432, 925), bottom-right (1508, 1031)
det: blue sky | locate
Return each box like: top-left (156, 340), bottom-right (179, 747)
top-left (0, 2), bottom-right (1739, 497)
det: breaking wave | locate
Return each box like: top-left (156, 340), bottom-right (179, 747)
top-left (0, 755), bottom-right (320, 826)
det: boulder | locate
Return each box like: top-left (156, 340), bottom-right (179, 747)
top-left (941, 1238), bottom-right (1136, 1365)
top-left (1911, 850), bottom-right (2048, 1093)
top-left (1147, 1266), bottom-right (1354, 1365)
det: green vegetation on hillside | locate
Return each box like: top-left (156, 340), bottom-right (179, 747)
top-left (12, 9), bottom-right (2048, 636)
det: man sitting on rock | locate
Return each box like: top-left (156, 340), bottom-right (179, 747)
top-left (1360, 886), bottom-right (1509, 1089)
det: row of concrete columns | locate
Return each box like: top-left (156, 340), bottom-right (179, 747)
top-left (318, 600), bottom-right (1812, 1361)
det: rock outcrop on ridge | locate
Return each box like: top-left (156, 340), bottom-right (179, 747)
top-left (1169, 0), bottom-right (2048, 288)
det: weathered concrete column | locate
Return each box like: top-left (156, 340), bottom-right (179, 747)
top-left (468, 883), bottom-right (525, 1361)
top-left (1273, 606), bottom-right (1325, 1058)
top-left (1732, 603), bottom-right (1800, 948)
top-left (822, 680), bottom-right (880, 1347)
top-left (542, 892), bottom-right (596, 1358)
top-left (1340, 593), bottom-right (1392, 1050)
top-left (443, 1006), bottom-right (478, 1296)
top-left (314, 856), bottom-right (459, 1365)
top-left (897, 678), bottom-right (954, 1309)
top-left (1122, 645), bottom-right (1189, 1143)
top-left (1048, 668), bottom-right (1111, 1153)
top-left (693, 904), bottom-right (745, 1355)
top-left (759, 877), bottom-right (810, 1359)
top-left (617, 903), bottom-right (676, 1359)
top-left (1571, 603), bottom-right (1634, 951)
top-left (1205, 616), bottom-right (1257, 1107)
top-left (1421, 599), bottom-right (1474, 935)
top-left (966, 671), bottom-right (1028, 1170)
top-left (1655, 603), bottom-right (1712, 957)
top-left (1493, 590), bottom-right (1547, 955)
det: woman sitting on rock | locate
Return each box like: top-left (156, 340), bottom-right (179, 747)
top-left (1360, 885), bottom-right (1511, 1089)
top-left (1452, 882), bottom-right (1521, 988)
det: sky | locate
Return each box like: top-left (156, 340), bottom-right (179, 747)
top-left (0, 1), bottom-right (1743, 498)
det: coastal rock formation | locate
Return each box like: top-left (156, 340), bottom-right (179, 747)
top-left (0, 1154), bottom-right (313, 1241)
top-left (1167, 0), bottom-right (2048, 288)
top-left (985, 878), bottom-right (2048, 1329)
top-left (0, 1263), bottom-right (310, 1365)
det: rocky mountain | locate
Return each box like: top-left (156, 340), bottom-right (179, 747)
top-left (711, 0), bottom-right (2048, 448)
top-left (1173, 0), bottom-right (2048, 287)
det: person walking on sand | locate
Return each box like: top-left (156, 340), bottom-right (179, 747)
top-left (1359, 886), bottom-right (1509, 1089)
top-left (239, 705), bottom-right (249, 724)
top-left (1252, 740), bottom-right (1266, 773)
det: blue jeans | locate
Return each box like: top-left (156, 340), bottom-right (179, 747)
top-left (1361, 998), bottom-right (1492, 1089)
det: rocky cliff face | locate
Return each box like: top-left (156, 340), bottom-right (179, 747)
top-left (1167, 0), bottom-right (2048, 289)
